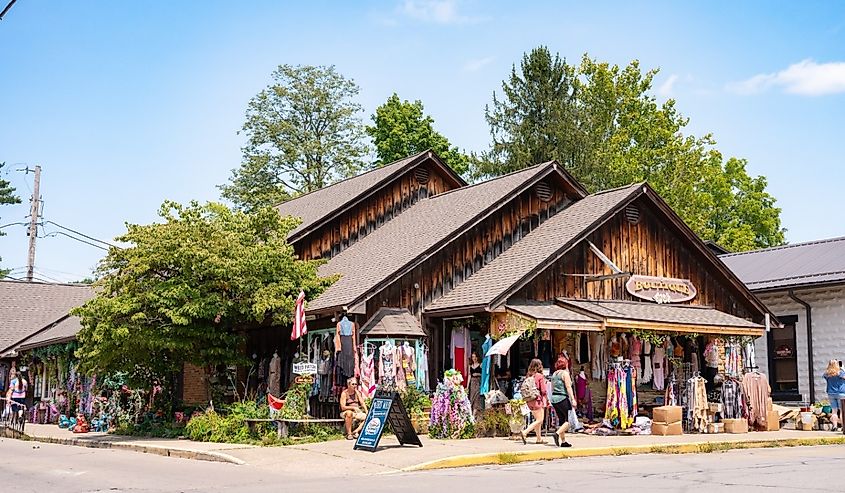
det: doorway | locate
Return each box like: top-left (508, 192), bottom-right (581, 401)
top-left (767, 315), bottom-right (801, 401)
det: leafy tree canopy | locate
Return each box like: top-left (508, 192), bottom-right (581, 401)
top-left (220, 64), bottom-right (370, 212)
top-left (477, 48), bottom-right (785, 251)
top-left (0, 162), bottom-right (21, 277)
top-left (367, 93), bottom-right (469, 176)
top-left (73, 201), bottom-right (334, 386)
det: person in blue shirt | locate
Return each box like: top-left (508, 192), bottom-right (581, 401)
top-left (823, 360), bottom-right (845, 430)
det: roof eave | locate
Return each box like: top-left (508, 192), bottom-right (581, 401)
top-left (287, 150), bottom-right (466, 245)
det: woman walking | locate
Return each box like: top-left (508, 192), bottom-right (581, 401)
top-left (823, 360), bottom-right (845, 430)
top-left (550, 356), bottom-right (577, 447)
top-left (520, 358), bottom-right (548, 444)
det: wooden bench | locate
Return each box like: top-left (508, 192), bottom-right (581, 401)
top-left (244, 418), bottom-right (344, 438)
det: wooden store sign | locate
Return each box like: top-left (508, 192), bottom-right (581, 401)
top-left (626, 275), bottom-right (697, 304)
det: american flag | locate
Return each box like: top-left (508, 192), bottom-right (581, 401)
top-left (291, 290), bottom-right (307, 340)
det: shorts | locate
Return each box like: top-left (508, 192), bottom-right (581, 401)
top-left (552, 398), bottom-right (572, 421)
top-left (342, 410), bottom-right (367, 422)
top-left (829, 394), bottom-right (845, 410)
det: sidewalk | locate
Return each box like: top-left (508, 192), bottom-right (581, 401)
top-left (20, 423), bottom-right (844, 476)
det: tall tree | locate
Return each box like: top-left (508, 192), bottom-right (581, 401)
top-left (73, 201), bottom-right (335, 387)
top-left (478, 48), bottom-right (785, 251)
top-left (220, 65), bottom-right (370, 211)
top-left (0, 162), bottom-right (21, 277)
top-left (367, 93), bottom-right (469, 176)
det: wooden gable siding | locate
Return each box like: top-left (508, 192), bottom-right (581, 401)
top-left (512, 196), bottom-right (757, 320)
top-left (294, 161), bottom-right (459, 261)
top-left (366, 181), bottom-right (574, 322)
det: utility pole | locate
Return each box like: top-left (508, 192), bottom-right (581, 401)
top-left (25, 165), bottom-right (41, 281)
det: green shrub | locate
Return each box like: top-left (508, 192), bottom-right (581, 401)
top-left (475, 408), bottom-right (510, 437)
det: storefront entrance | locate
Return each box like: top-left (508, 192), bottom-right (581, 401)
top-left (766, 315), bottom-right (801, 401)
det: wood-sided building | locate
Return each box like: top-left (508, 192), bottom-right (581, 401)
top-left (285, 150), bottom-right (773, 394)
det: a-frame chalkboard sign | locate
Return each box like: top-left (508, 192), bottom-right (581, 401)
top-left (354, 390), bottom-right (423, 452)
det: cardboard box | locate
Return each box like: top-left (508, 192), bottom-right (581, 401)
top-left (766, 410), bottom-right (780, 431)
top-left (709, 403), bottom-right (723, 414)
top-left (652, 421), bottom-right (683, 436)
top-left (707, 422), bottom-right (725, 434)
top-left (723, 418), bottom-right (749, 434)
top-left (652, 406), bottom-right (683, 424)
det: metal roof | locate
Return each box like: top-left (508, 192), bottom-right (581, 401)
top-left (720, 236), bottom-right (845, 291)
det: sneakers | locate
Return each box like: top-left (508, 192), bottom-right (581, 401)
top-left (560, 441), bottom-right (572, 448)
top-left (552, 433), bottom-right (560, 447)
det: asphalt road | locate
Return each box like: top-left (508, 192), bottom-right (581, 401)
top-left (2, 438), bottom-right (842, 492)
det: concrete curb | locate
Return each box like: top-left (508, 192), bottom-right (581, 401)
top-left (24, 434), bottom-right (246, 465)
top-left (403, 436), bottom-right (845, 472)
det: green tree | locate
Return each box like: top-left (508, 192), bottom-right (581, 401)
top-left (72, 201), bottom-right (334, 388)
top-left (220, 65), bottom-right (370, 211)
top-left (478, 48), bottom-right (785, 251)
top-left (0, 162), bottom-right (21, 276)
top-left (367, 93), bottom-right (469, 176)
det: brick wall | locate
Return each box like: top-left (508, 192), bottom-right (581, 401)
top-left (181, 363), bottom-right (208, 405)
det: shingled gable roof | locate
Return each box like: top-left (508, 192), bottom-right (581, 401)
top-left (426, 183), bottom-right (774, 320)
top-left (307, 161), bottom-right (583, 313)
top-left (0, 280), bottom-right (93, 354)
top-left (425, 183), bottom-right (644, 314)
top-left (276, 150), bottom-right (467, 243)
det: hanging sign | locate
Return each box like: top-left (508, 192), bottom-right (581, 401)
top-left (292, 362), bottom-right (318, 375)
top-left (626, 275), bottom-right (697, 304)
top-left (354, 391), bottom-right (423, 452)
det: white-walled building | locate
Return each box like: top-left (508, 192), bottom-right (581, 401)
top-left (722, 237), bottom-right (845, 405)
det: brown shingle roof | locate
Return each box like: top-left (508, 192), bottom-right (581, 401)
top-left (426, 184), bottom-right (644, 313)
top-left (0, 280), bottom-right (93, 353)
top-left (307, 163), bottom-right (559, 312)
top-left (359, 308), bottom-right (425, 338)
top-left (720, 236), bottom-right (845, 291)
top-left (16, 316), bottom-right (82, 351)
top-left (276, 150), bottom-right (464, 242)
top-left (557, 298), bottom-right (762, 330)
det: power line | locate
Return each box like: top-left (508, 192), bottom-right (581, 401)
top-left (41, 231), bottom-right (109, 251)
top-left (42, 220), bottom-right (116, 248)
top-left (0, 0), bottom-right (17, 21)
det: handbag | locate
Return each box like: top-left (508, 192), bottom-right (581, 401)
top-left (568, 408), bottom-right (584, 432)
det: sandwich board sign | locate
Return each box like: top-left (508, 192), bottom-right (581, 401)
top-left (354, 391), bottom-right (423, 452)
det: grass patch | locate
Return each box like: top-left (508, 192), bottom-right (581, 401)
top-left (495, 453), bottom-right (520, 465)
top-left (649, 445), bottom-right (680, 454)
top-left (612, 447), bottom-right (632, 456)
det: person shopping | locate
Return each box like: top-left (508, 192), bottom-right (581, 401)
top-left (823, 360), bottom-right (845, 430)
top-left (550, 356), bottom-right (577, 447)
top-left (520, 358), bottom-right (548, 444)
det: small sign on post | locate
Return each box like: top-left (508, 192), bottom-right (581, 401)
top-left (292, 362), bottom-right (318, 375)
top-left (354, 391), bottom-right (422, 452)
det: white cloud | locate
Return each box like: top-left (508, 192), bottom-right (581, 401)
top-left (463, 56), bottom-right (495, 72)
top-left (399, 0), bottom-right (481, 24)
top-left (657, 74), bottom-right (679, 97)
top-left (729, 59), bottom-right (845, 96)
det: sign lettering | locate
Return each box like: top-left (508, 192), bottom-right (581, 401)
top-left (626, 275), bottom-right (697, 304)
top-left (354, 391), bottom-right (423, 452)
top-left (292, 362), bottom-right (318, 375)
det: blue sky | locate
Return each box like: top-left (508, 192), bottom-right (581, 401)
top-left (1, 1), bottom-right (844, 282)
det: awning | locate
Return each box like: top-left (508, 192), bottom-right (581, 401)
top-left (557, 298), bottom-right (765, 337)
top-left (502, 300), bottom-right (765, 337)
top-left (506, 302), bottom-right (603, 332)
top-left (485, 331), bottom-right (524, 357)
top-left (359, 308), bottom-right (426, 338)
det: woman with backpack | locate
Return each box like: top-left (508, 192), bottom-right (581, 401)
top-left (519, 358), bottom-right (549, 444)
